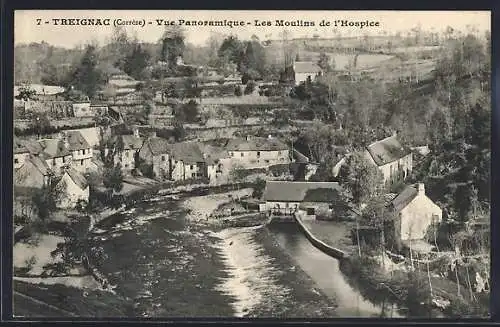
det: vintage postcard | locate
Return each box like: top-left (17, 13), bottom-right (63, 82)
top-left (12, 10), bottom-right (491, 319)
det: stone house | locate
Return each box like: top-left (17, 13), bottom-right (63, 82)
top-left (63, 131), bottom-right (94, 173)
top-left (386, 183), bottom-right (443, 251)
top-left (168, 142), bottom-right (207, 181)
top-left (261, 181), bottom-right (341, 216)
top-left (225, 136), bottom-right (291, 169)
top-left (293, 61), bottom-right (323, 85)
top-left (38, 138), bottom-right (72, 175)
top-left (199, 144), bottom-right (232, 185)
top-left (106, 130), bottom-right (144, 173)
top-left (138, 137), bottom-right (171, 180)
top-left (14, 155), bottom-right (52, 190)
top-left (365, 134), bottom-right (413, 186)
top-left (55, 168), bottom-right (90, 209)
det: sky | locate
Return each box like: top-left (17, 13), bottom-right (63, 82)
top-left (15, 10), bottom-right (491, 48)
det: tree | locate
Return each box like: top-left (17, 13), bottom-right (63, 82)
top-left (32, 178), bottom-right (63, 222)
top-left (361, 195), bottom-right (393, 259)
top-left (173, 100), bottom-right (199, 123)
top-left (123, 43), bottom-right (151, 80)
top-left (17, 84), bottom-right (37, 101)
top-left (234, 85), bottom-right (242, 96)
top-left (318, 52), bottom-right (332, 72)
top-left (229, 164), bottom-right (247, 196)
top-left (70, 45), bottom-right (105, 99)
top-left (29, 113), bottom-right (52, 138)
top-left (160, 26), bottom-right (186, 69)
top-left (252, 178), bottom-right (266, 199)
top-left (103, 164), bottom-right (124, 193)
top-left (244, 81), bottom-right (256, 95)
top-left (218, 36), bottom-right (245, 66)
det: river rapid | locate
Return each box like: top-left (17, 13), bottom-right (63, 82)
top-left (89, 194), bottom-right (402, 318)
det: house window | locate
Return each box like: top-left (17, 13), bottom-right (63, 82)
top-left (190, 165), bottom-right (194, 169)
top-left (52, 159), bottom-right (56, 166)
top-left (192, 173), bottom-right (196, 178)
top-left (82, 149), bottom-right (86, 155)
top-left (125, 152), bottom-right (129, 158)
top-left (257, 151), bottom-right (261, 157)
top-left (14, 158), bottom-right (19, 164)
top-left (278, 151), bottom-right (281, 155)
top-left (306, 207), bottom-right (315, 215)
top-left (241, 153), bottom-right (244, 157)
top-left (265, 160), bottom-right (270, 163)
top-left (81, 160), bottom-right (84, 166)
top-left (161, 155), bottom-right (166, 161)
top-left (125, 164), bottom-right (129, 168)
top-left (62, 156), bottom-right (66, 163)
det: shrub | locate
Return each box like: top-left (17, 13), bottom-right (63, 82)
top-left (234, 86), bottom-right (242, 96)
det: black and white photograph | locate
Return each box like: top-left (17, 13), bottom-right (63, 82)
top-left (12, 10), bottom-right (491, 319)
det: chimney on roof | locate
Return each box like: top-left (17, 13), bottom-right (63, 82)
top-left (417, 183), bottom-right (425, 195)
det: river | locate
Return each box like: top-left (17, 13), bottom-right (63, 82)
top-left (90, 195), bottom-right (402, 318)
top-left (267, 222), bottom-right (403, 318)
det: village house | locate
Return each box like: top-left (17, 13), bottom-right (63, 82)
top-left (14, 137), bottom-right (31, 169)
top-left (72, 102), bottom-right (92, 117)
top-left (364, 134), bottom-right (413, 186)
top-left (293, 61), bottom-right (323, 85)
top-left (261, 181), bottom-right (342, 217)
top-left (168, 142), bottom-right (207, 181)
top-left (14, 155), bottom-right (52, 190)
top-left (386, 183), bottom-right (443, 252)
top-left (63, 131), bottom-right (94, 173)
top-left (199, 144), bottom-right (232, 185)
top-left (55, 167), bottom-right (90, 209)
top-left (138, 136), bottom-right (171, 180)
top-left (225, 136), bottom-right (291, 169)
top-left (38, 138), bottom-right (73, 175)
top-left (106, 129), bottom-right (144, 173)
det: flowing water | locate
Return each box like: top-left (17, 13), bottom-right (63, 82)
top-left (90, 194), bottom-right (403, 318)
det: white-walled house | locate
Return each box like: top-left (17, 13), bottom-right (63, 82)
top-left (388, 183), bottom-right (442, 249)
top-left (293, 61), bottom-right (323, 85)
top-left (365, 134), bottom-right (413, 186)
top-left (225, 136), bottom-right (291, 169)
top-left (38, 138), bottom-right (72, 175)
top-left (55, 168), bottom-right (90, 209)
top-left (64, 131), bottom-right (94, 173)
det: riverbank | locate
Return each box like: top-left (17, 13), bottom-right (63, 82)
top-left (298, 216), bottom-right (489, 318)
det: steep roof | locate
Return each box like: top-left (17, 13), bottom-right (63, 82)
top-left (225, 137), bottom-right (288, 152)
top-left (27, 155), bottom-right (50, 176)
top-left (263, 181), bottom-right (341, 202)
top-left (65, 131), bottom-right (91, 151)
top-left (119, 134), bottom-right (144, 150)
top-left (366, 134), bottom-right (410, 166)
top-left (198, 144), bottom-right (229, 165)
top-left (294, 61), bottom-right (322, 74)
top-left (38, 139), bottom-right (71, 159)
top-left (168, 142), bottom-right (205, 164)
top-left (64, 168), bottom-right (89, 190)
top-left (14, 137), bottom-right (29, 154)
top-left (146, 137), bottom-right (171, 155)
top-left (390, 185), bottom-right (419, 213)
